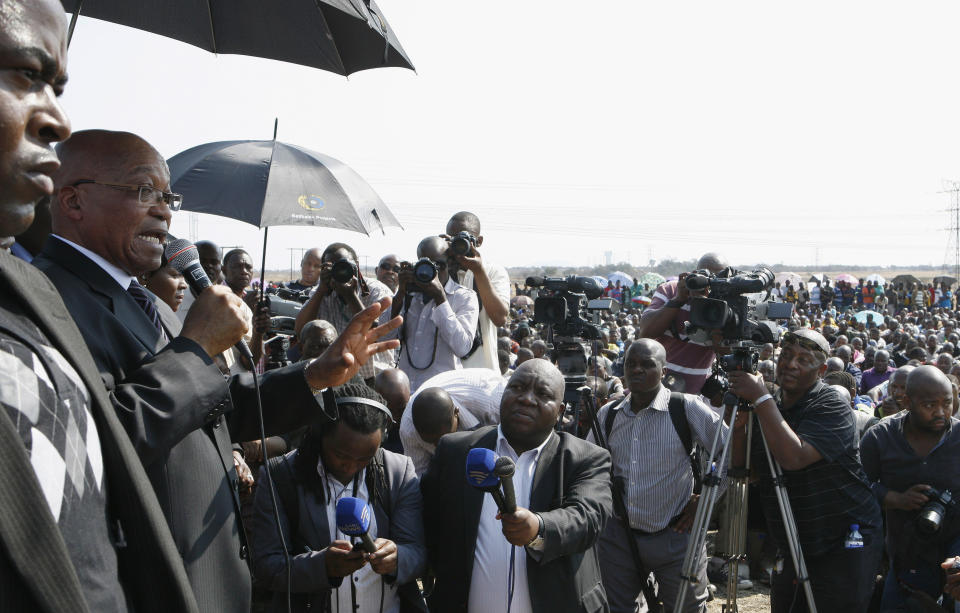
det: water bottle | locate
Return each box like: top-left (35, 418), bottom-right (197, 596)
top-left (844, 524), bottom-right (864, 549)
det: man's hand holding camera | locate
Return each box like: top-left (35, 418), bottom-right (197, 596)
top-left (885, 483), bottom-right (933, 511)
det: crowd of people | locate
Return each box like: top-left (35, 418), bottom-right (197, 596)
top-left (4, 3), bottom-right (960, 613)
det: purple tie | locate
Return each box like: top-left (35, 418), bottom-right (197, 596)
top-left (127, 281), bottom-right (166, 339)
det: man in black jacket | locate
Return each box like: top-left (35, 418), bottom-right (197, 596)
top-left (0, 2), bottom-right (198, 610)
top-left (34, 129), bottom-right (401, 611)
top-left (421, 359), bottom-right (613, 613)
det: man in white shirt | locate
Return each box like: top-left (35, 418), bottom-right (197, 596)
top-left (384, 236), bottom-right (479, 391)
top-left (421, 360), bottom-right (613, 613)
top-left (445, 211), bottom-right (510, 374)
top-left (399, 368), bottom-right (506, 475)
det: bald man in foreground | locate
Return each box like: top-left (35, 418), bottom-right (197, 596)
top-left (860, 366), bottom-right (960, 609)
top-left (33, 129), bottom-right (401, 611)
top-left (421, 360), bottom-right (613, 613)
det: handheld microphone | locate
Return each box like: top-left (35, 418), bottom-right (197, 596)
top-left (494, 456), bottom-right (517, 514)
top-left (165, 238), bottom-right (253, 360)
top-left (466, 447), bottom-right (508, 513)
top-left (335, 497), bottom-right (377, 554)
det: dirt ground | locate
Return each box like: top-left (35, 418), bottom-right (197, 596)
top-left (707, 582), bottom-right (771, 612)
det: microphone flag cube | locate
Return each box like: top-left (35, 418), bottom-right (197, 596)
top-left (335, 497), bottom-right (371, 536)
top-left (466, 447), bottom-right (499, 489)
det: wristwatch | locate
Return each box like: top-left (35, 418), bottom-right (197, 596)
top-left (526, 513), bottom-right (545, 549)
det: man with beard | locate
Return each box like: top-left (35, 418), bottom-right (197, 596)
top-left (728, 329), bottom-right (882, 612)
top-left (861, 366), bottom-right (960, 610)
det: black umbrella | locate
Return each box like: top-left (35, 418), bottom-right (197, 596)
top-left (167, 128), bottom-right (403, 291)
top-left (891, 274), bottom-right (921, 286)
top-left (934, 275), bottom-right (957, 287)
top-left (61, 0), bottom-right (414, 75)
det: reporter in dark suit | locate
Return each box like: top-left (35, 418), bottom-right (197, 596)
top-left (421, 360), bottom-right (613, 613)
top-left (0, 2), bottom-right (198, 610)
top-left (33, 129), bottom-right (401, 612)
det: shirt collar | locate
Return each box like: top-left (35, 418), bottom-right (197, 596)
top-left (52, 234), bottom-right (137, 290)
top-left (495, 424), bottom-right (552, 461)
top-left (625, 385), bottom-right (670, 414)
top-left (443, 276), bottom-right (462, 295)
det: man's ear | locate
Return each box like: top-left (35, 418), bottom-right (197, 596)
top-left (57, 186), bottom-right (84, 221)
top-left (476, 235), bottom-right (484, 248)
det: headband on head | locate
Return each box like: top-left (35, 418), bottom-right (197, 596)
top-left (335, 396), bottom-right (395, 424)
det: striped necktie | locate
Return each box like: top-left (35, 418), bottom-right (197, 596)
top-left (127, 280), bottom-right (166, 339)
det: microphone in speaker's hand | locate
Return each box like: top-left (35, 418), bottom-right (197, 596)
top-left (165, 238), bottom-right (253, 360)
top-left (335, 497), bottom-right (377, 554)
top-left (494, 456), bottom-right (517, 514)
top-left (466, 448), bottom-right (508, 513)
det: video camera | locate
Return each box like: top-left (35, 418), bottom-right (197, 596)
top-left (264, 316), bottom-right (296, 371)
top-left (526, 275), bottom-right (605, 342)
top-left (262, 288), bottom-right (307, 318)
top-left (684, 267), bottom-right (790, 346)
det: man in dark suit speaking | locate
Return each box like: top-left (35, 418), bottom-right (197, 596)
top-left (33, 129), bottom-right (401, 612)
top-left (421, 359), bottom-right (613, 613)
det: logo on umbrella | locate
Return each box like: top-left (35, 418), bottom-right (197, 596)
top-left (298, 194), bottom-right (325, 211)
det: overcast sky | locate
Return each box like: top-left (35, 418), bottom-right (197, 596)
top-left (60, 1), bottom-right (960, 274)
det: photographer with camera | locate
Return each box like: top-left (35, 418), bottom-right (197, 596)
top-left (727, 328), bottom-right (882, 612)
top-left (295, 242), bottom-right (393, 384)
top-left (385, 236), bottom-right (479, 391)
top-left (860, 365), bottom-right (960, 610)
top-left (444, 211), bottom-right (510, 374)
top-left (637, 252), bottom-right (728, 394)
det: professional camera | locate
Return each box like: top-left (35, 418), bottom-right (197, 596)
top-left (330, 258), bottom-right (357, 284)
top-left (264, 316), bottom-right (296, 371)
top-left (917, 487), bottom-right (958, 535)
top-left (684, 267), bottom-right (790, 345)
top-left (259, 292), bottom-right (304, 319)
top-left (411, 257), bottom-right (441, 285)
top-left (448, 231), bottom-right (478, 257)
top-left (526, 275), bottom-right (604, 341)
top-left (274, 287), bottom-right (311, 304)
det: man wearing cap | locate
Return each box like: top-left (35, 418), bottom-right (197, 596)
top-left (727, 328), bottom-right (882, 613)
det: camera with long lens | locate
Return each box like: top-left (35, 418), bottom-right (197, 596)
top-left (685, 267), bottom-right (790, 346)
top-left (448, 231), bottom-right (478, 257)
top-left (330, 258), bottom-right (357, 284)
top-left (917, 487), bottom-right (957, 535)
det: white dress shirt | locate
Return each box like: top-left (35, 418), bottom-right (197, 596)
top-left (467, 427), bottom-right (550, 613)
top-left (399, 368), bottom-right (506, 475)
top-left (51, 235), bottom-right (135, 289)
top-left (385, 277), bottom-right (479, 392)
top-left (317, 462), bottom-right (400, 613)
top-left (457, 260), bottom-right (510, 373)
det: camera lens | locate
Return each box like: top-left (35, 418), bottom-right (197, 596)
top-left (413, 259), bottom-right (437, 284)
top-left (917, 504), bottom-right (944, 535)
top-left (450, 236), bottom-right (471, 256)
top-left (331, 259), bottom-right (356, 284)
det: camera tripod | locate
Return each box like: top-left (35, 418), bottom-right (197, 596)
top-left (673, 393), bottom-right (817, 613)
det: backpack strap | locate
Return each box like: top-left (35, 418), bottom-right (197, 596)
top-left (603, 398), bottom-right (622, 445)
top-left (668, 392), bottom-right (703, 494)
top-left (667, 392), bottom-right (692, 454)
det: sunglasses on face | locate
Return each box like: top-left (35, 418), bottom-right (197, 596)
top-left (378, 263), bottom-right (401, 272)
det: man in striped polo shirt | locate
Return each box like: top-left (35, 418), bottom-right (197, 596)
top-left (636, 253), bottom-right (727, 395)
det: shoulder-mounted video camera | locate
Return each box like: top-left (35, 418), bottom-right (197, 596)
top-left (684, 266), bottom-right (791, 345)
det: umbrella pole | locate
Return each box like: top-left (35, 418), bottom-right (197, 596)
top-left (67, 0), bottom-right (85, 47)
top-left (259, 227), bottom-right (269, 301)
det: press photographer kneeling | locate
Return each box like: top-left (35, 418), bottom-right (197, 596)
top-left (861, 365), bottom-right (960, 610)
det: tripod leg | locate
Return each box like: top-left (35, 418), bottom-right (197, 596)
top-left (723, 415), bottom-right (753, 613)
top-left (757, 419), bottom-right (818, 613)
top-left (674, 402), bottom-right (737, 613)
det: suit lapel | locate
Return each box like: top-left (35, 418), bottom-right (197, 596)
top-left (301, 489), bottom-right (332, 551)
top-left (40, 238), bottom-right (161, 355)
top-left (530, 431), bottom-right (560, 512)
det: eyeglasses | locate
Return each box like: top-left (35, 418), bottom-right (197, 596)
top-left (72, 180), bottom-right (183, 211)
top-left (378, 263), bottom-right (401, 272)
